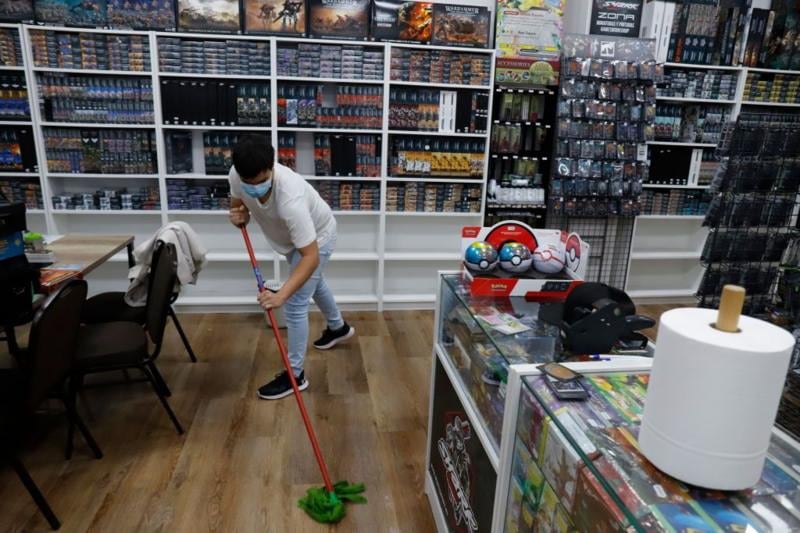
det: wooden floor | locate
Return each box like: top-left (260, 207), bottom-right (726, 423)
top-left (0, 311), bottom-right (437, 532)
top-left (0, 304), bottom-right (676, 532)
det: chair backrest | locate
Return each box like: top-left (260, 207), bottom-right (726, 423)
top-left (25, 279), bottom-right (87, 412)
top-left (145, 241), bottom-right (177, 347)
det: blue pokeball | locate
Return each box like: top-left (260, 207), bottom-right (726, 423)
top-left (464, 241), bottom-right (498, 273)
top-left (499, 242), bottom-right (533, 273)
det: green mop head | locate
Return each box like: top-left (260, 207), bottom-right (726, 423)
top-left (298, 481), bottom-right (367, 523)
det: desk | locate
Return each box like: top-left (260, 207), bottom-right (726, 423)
top-left (46, 234), bottom-right (135, 273)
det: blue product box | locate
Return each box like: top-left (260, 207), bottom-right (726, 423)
top-left (0, 230), bottom-right (24, 261)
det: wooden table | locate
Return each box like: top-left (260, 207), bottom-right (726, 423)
top-left (46, 234), bottom-right (135, 272)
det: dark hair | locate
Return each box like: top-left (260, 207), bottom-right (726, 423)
top-left (232, 134), bottom-right (274, 180)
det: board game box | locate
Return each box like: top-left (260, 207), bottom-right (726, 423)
top-left (309, 0), bottom-right (369, 40)
top-left (371, 0), bottom-right (431, 43)
top-left (177, 0), bottom-right (240, 33)
top-left (107, 0), bottom-right (175, 29)
top-left (431, 3), bottom-right (488, 48)
top-left (35, 0), bottom-right (107, 26)
top-left (0, 0), bottom-right (33, 21)
top-left (244, 0), bottom-right (306, 35)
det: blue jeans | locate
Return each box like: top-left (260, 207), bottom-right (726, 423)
top-left (284, 238), bottom-right (344, 376)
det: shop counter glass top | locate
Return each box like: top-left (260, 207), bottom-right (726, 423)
top-left (437, 273), bottom-right (569, 456)
top-left (506, 370), bottom-right (800, 532)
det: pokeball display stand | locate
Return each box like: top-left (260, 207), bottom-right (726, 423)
top-left (461, 220), bottom-right (589, 301)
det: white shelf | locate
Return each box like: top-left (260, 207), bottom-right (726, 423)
top-left (383, 293), bottom-right (437, 303)
top-left (638, 214), bottom-right (705, 220)
top-left (384, 252), bottom-right (460, 261)
top-left (387, 177), bottom-right (481, 183)
top-left (0, 120), bottom-right (31, 126)
top-left (162, 124), bottom-right (270, 131)
top-left (388, 129), bottom-right (486, 138)
top-left (278, 127), bottom-right (382, 134)
top-left (32, 67), bottom-right (151, 76)
top-left (159, 72), bottom-right (270, 80)
top-left (745, 67), bottom-right (800, 75)
top-left (741, 101), bottom-right (800, 108)
top-left (303, 175), bottom-right (379, 181)
top-left (167, 210), bottom-right (227, 216)
top-left (48, 173), bottom-right (158, 179)
top-left (664, 63), bottom-right (742, 71)
top-left (628, 289), bottom-right (697, 298)
top-left (0, 171), bottom-right (40, 177)
top-left (274, 35), bottom-right (385, 47)
top-left (495, 87), bottom-right (554, 95)
top-left (26, 208), bottom-right (45, 214)
top-left (0, 65), bottom-right (25, 71)
top-left (491, 154), bottom-right (548, 161)
top-left (332, 210), bottom-right (381, 216)
top-left (647, 141), bottom-right (717, 148)
top-left (493, 120), bottom-right (548, 127)
top-left (275, 75), bottom-right (383, 84)
top-left (40, 121), bottom-right (154, 129)
top-left (390, 80), bottom-right (491, 90)
top-left (385, 211), bottom-right (481, 217)
top-left (157, 30), bottom-right (273, 42)
top-left (51, 209), bottom-right (161, 215)
top-left (657, 96), bottom-right (736, 104)
top-left (643, 183), bottom-right (709, 189)
top-left (630, 251), bottom-right (701, 260)
top-left (30, 25), bottom-right (149, 36)
top-left (388, 42), bottom-right (494, 54)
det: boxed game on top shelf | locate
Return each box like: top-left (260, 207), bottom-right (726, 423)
top-left (29, 30), bottom-right (151, 72)
top-left (461, 220), bottom-right (588, 299)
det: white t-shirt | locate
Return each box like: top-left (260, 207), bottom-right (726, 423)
top-left (229, 163), bottom-right (336, 255)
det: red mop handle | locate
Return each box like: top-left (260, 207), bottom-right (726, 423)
top-left (240, 226), bottom-right (335, 493)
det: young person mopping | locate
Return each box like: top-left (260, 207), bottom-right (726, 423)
top-left (228, 134), bottom-right (355, 400)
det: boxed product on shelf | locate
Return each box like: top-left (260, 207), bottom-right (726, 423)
top-left (385, 181), bottom-right (481, 213)
top-left (107, 0), bottom-right (176, 30)
top-left (639, 189), bottom-right (711, 216)
top-left (308, 0), bottom-right (370, 41)
top-left (243, 0), bottom-right (307, 36)
top-left (0, 29), bottom-right (22, 67)
top-left (0, 74), bottom-right (30, 121)
top-left (654, 103), bottom-right (728, 144)
top-left (276, 43), bottom-right (383, 80)
top-left (0, 127), bottom-right (37, 172)
top-left (35, 0), bottom-right (108, 27)
top-left (389, 87), bottom-right (488, 133)
top-left (167, 179), bottom-right (230, 210)
top-left (176, 0), bottom-right (240, 33)
top-left (161, 80), bottom-right (270, 126)
top-left (277, 83), bottom-right (382, 129)
top-left (38, 74), bottom-right (153, 124)
top-left (389, 47), bottom-right (490, 86)
top-left (0, 179), bottom-right (43, 209)
top-left (460, 220), bottom-right (589, 299)
top-left (52, 185), bottom-right (160, 211)
top-left (29, 30), bottom-right (151, 72)
top-left (158, 37), bottom-right (270, 75)
top-left (203, 132), bottom-right (241, 174)
top-left (390, 136), bottom-right (484, 178)
top-left (657, 69), bottom-right (737, 100)
top-left (277, 132), bottom-right (296, 169)
top-left (313, 133), bottom-right (380, 177)
top-left (431, 4), bottom-right (489, 48)
top-left (310, 180), bottom-right (379, 211)
top-left (43, 128), bottom-right (156, 174)
top-left (165, 131), bottom-right (193, 174)
top-left (744, 72), bottom-right (800, 104)
top-left (370, 0), bottom-right (432, 43)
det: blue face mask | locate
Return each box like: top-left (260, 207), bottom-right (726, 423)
top-left (241, 179), bottom-right (272, 199)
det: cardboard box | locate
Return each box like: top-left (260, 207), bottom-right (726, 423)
top-left (461, 220), bottom-right (589, 300)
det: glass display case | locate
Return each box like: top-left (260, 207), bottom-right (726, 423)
top-left (500, 370), bottom-right (800, 532)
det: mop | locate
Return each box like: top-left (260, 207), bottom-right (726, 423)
top-left (239, 226), bottom-right (366, 523)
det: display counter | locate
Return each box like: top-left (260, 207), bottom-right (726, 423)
top-left (425, 272), bottom-right (800, 532)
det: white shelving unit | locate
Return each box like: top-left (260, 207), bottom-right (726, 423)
top-left (15, 24), bottom-right (493, 311)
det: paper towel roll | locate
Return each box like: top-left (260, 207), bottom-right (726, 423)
top-left (639, 307), bottom-right (795, 490)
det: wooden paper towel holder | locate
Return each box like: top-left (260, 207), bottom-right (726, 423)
top-left (713, 284), bottom-right (745, 333)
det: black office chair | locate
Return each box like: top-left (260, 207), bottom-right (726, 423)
top-left (71, 241), bottom-right (184, 440)
top-left (1, 279), bottom-right (102, 530)
top-left (81, 249), bottom-right (198, 363)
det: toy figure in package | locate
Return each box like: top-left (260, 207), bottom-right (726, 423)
top-left (432, 4), bottom-right (488, 48)
top-left (35, 0), bottom-right (107, 26)
top-left (177, 0), bottom-right (240, 33)
top-left (107, 0), bottom-right (175, 29)
top-left (244, 0), bottom-right (306, 35)
top-left (371, 0), bottom-right (432, 43)
top-left (0, 0), bottom-right (33, 21)
top-left (309, 0), bottom-right (369, 40)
